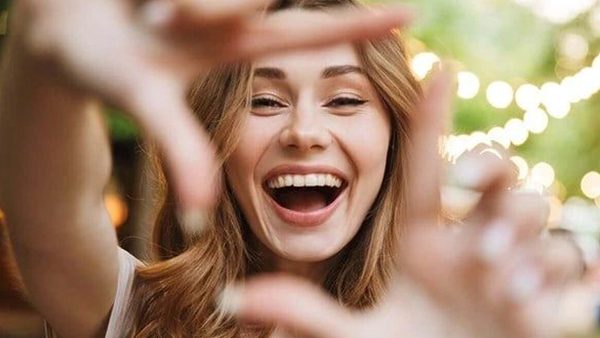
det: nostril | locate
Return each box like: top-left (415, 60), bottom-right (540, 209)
top-left (279, 125), bottom-right (332, 151)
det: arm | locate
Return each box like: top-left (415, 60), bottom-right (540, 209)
top-left (0, 9), bottom-right (119, 337)
top-left (0, 1), bottom-right (414, 336)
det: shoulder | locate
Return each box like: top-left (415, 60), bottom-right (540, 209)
top-left (45, 248), bottom-right (144, 338)
top-left (104, 248), bottom-right (143, 337)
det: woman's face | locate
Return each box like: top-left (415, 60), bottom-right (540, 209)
top-left (225, 39), bottom-right (391, 263)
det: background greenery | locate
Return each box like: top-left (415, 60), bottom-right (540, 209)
top-left (383, 0), bottom-right (600, 201)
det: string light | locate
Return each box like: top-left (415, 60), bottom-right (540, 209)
top-left (510, 155), bottom-right (530, 180)
top-left (531, 162), bottom-right (556, 188)
top-left (411, 52), bottom-right (440, 80)
top-left (515, 83), bottom-right (542, 111)
top-left (486, 81), bottom-right (514, 109)
top-left (487, 127), bottom-right (511, 149)
top-left (457, 71), bottom-right (480, 99)
top-left (504, 118), bottom-right (529, 146)
top-left (559, 33), bottom-right (589, 61)
top-left (581, 171), bottom-right (600, 199)
top-left (523, 107), bottom-right (549, 134)
top-left (409, 40), bottom-right (600, 207)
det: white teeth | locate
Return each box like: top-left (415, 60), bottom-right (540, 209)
top-left (266, 173), bottom-right (345, 189)
top-left (325, 174), bottom-right (334, 187)
top-left (293, 175), bottom-right (304, 187)
top-left (318, 174), bottom-right (326, 186)
top-left (305, 174), bottom-right (318, 187)
top-left (284, 175), bottom-right (293, 187)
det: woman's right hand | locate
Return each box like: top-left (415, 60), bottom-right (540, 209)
top-left (15, 0), bottom-right (414, 224)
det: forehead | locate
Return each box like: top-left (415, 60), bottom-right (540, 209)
top-left (253, 43), bottom-right (361, 75)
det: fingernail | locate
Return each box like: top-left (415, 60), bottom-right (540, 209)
top-left (478, 220), bottom-right (514, 264)
top-left (217, 283), bottom-right (244, 316)
top-left (139, 0), bottom-right (175, 28)
top-left (508, 264), bottom-right (543, 303)
top-left (449, 156), bottom-right (485, 189)
top-left (177, 208), bottom-right (207, 235)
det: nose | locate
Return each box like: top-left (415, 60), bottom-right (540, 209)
top-left (279, 110), bottom-right (332, 153)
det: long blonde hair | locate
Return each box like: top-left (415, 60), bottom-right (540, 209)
top-left (130, 1), bottom-right (422, 336)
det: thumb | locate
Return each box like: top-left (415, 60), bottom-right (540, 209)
top-left (219, 275), bottom-right (356, 338)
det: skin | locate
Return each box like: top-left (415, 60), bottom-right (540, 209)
top-left (0, 1), bottom-right (581, 337)
top-left (225, 43), bottom-right (390, 279)
top-left (0, 1), bottom-right (413, 336)
top-left (230, 73), bottom-right (572, 338)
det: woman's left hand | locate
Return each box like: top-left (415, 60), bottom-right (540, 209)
top-left (217, 71), bottom-right (580, 338)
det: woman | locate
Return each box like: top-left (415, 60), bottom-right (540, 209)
top-left (0, 0), bottom-right (567, 337)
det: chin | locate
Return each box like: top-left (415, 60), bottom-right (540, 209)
top-left (273, 240), bottom-right (344, 262)
top-left (258, 217), bottom-right (355, 263)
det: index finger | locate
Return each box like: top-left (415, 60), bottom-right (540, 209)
top-left (406, 69), bottom-right (453, 225)
top-left (235, 5), bottom-right (415, 60)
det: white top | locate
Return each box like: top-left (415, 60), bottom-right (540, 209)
top-left (45, 248), bottom-right (141, 338)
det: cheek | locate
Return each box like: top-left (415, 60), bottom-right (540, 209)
top-left (335, 113), bottom-right (391, 175)
top-left (226, 117), bottom-right (278, 200)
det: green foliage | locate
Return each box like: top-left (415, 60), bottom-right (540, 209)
top-left (0, 1), bottom-right (10, 11)
top-left (104, 109), bottom-right (139, 141)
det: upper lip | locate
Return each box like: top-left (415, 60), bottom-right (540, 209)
top-left (262, 164), bottom-right (349, 185)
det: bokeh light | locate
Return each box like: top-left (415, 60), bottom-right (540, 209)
top-left (515, 83), bottom-right (541, 111)
top-left (581, 171), bottom-right (600, 199)
top-left (504, 118), bottom-right (529, 146)
top-left (486, 81), bottom-right (514, 109)
top-left (559, 33), bottom-right (589, 61)
top-left (523, 107), bottom-right (549, 134)
top-left (487, 127), bottom-right (511, 149)
top-left (510, 155), bottom-right (529, 180)
top-left (411, 52), bottom-right (440, 80)
top-left (457, 71), bottom-right (480, 99)
top-left (531, 162), bottom-right (556, 188)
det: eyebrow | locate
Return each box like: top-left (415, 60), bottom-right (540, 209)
top-left (253, 65), bottom-right (365, 80)
top-left (321, 65), bottom-right (364, 78)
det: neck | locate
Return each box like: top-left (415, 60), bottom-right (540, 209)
top-left (247, 235), bottom-right (335, 283)
top-left (270, 256), bottom-right (332, 284)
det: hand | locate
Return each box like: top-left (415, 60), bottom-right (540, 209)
top-left (217, 71), bottom-right (579, 338)
top-left (15, 0), bottom-right (414, 222)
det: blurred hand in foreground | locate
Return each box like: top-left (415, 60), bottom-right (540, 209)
top-left (219, 70), bottom-right (582, 338)
top-left (14, 0), bottom-right (414, 225)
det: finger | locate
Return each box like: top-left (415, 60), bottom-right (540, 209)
top-left (506, 290), bottom-right (559, 338)
top-left (398, 226), bottom-right (466, 305)
top-left (235, 5), bottom-right (415, 60)
top-left (538, 235), bottom-right (585, 285)
top-left (449, 151), bottom-right (515, 217)
top-left (140, 0), bottom-right (273, 31)
top-left (123, 74), bottom-right (219, 233)
top-left (220, 275), bottom-right (356, 338)
top-left (406, 68), bottom-right (453, 224)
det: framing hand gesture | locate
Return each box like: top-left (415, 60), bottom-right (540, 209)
top-left (220, 71), bottom-right (577, 338)
top-left (16, 0), bottom-right (413, 218)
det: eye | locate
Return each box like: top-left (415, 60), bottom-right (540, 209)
top-left (325, 96), bottom-right (368, 108)
top-left (251, 97), bottom-right (287, 109)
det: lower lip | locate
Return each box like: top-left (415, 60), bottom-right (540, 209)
top-left (265, 189), bottom-right (346, 227)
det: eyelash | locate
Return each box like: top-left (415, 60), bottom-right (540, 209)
top-left (326, 97), bottom-right (368, 107)
top-left (251, 97), bottom-right (287, 109)
top-left (250, 97), bottom-right (368, 109)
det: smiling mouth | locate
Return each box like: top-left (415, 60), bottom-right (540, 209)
top-left (263, 174), bottom-right (347, 213)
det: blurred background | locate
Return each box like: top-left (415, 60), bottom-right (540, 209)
top-left (1, 0), bottom-right (600, 336)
